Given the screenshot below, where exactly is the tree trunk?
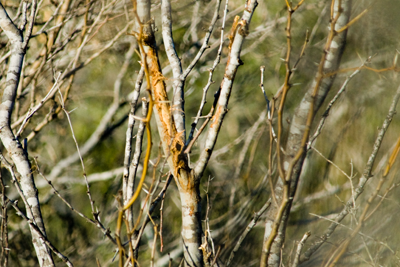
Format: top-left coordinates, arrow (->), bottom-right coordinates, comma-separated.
178,171 -> 203,267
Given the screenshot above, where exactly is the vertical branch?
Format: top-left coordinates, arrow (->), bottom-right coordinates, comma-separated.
182,2 -> 258,263
261,2 -> 305,265
125,98 -> 149,226
136,0 -> 246,265
123,67 -> 145,200
0,2 -> 54,266
116,1 -> 155,265
261,1 -> 353,266
135,0 -> 178,170
276,0 -> 296,183
161,0 -> 185,142
135,2 -> 201,265
0,166 -> 9,267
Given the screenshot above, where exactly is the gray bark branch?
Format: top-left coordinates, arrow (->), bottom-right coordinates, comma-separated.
262,1 -> 353,266
0,2 -> 54,266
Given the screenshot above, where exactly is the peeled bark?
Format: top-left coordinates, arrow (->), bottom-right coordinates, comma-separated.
136,1 -> 202,265
135,0 -> 258,265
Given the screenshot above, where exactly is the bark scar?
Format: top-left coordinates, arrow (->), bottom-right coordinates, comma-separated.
210,106 -> 223,128
228,16 -> 240,51
228,16 -> 249,51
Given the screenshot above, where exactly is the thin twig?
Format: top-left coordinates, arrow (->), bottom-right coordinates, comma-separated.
292,232 -> 311,267
226,199 -> 271,266
308,60 -> 367,149
57,89 -> 97,217
185,0 -> 229,148
300,84 -> 400,264
15,72 -> 62,138
33,157 -> 116,245
8,199 -> 74,267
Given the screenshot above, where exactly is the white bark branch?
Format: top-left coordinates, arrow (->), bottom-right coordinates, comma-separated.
0,2 -> 54,266
125,99 -> 148,225
194,0 -> 258,179
122,67 -> 144,199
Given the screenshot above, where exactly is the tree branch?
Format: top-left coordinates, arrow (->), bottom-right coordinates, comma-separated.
0,2 -> 54,266
194,0 -> 258,180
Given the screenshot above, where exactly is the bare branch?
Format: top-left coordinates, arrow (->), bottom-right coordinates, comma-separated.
194,0 -> 258,179
262,1 -> 353,265
8,198 -> 73,266
308,60 -> 367,149
0,2 -> 54,265
292,232 -> 311,267
186,0 -> 229,149
123,67 -> 145,199
161,0 -> 185,141
226,199 -> 271,266
125,98 -> 149,225
58,89 -> 97,219
300,84 -> 400,264
33,158 -> 117,246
